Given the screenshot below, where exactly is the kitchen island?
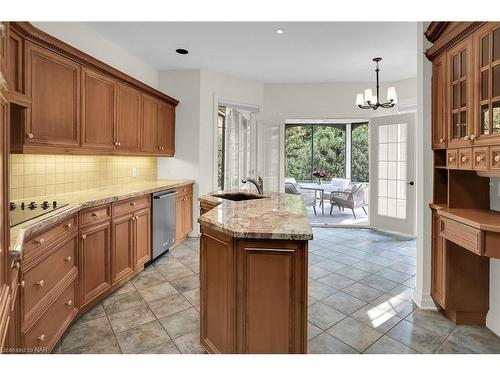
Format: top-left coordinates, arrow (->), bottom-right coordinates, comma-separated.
198,191 -> 313,354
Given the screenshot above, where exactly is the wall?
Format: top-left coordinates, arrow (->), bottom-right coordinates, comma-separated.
413,22 -> 435,310
261,78 -> 417,122
488,178 -> 500,335
9,155 -> 157,200
32,22 -> 159,89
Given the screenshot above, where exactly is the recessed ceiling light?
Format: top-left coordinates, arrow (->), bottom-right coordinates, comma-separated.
275,28 -> 284,35
176,48 -> 189,55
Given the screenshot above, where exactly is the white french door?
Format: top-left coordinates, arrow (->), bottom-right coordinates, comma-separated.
369,113 -> 416,236
255,121 -> 284,192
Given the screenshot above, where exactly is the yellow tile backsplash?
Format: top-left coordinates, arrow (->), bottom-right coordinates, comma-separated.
9,154 -> 157,200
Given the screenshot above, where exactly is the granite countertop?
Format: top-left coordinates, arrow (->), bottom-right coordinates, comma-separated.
10,179 -> 194,256
198,190 -> 313,241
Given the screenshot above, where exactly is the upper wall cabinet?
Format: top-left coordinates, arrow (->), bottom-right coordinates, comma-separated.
475,23 -> 500,143
7,22 -> 178,157
81,68 -> 117,150
26,42 -> 81,148
432,54 -> 448,149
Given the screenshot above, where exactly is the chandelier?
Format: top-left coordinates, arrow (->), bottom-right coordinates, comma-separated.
356,57 -> 397,110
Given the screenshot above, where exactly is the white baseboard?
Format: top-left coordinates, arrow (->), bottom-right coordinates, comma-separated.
412,289 -> 438,310
487,308 -> 500,337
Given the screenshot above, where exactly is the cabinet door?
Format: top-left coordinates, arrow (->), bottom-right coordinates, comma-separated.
81,68 -> 116,150
432,54 -> 448,149
79,221 -> 112,308
182,194 -> 193,235
176,196 -> 184,242
27,42 -> 80,147
431,211 -> 446,308
116,83 -> 141,152
8,28 -> 24,94
133,208 -> 151,268
111,213 -> 134,284
447,38 -> 474,148
476,23 -> 500,142
158,102 -> 175,155
141,95 -> 159,153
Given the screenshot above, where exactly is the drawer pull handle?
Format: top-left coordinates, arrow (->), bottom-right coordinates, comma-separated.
91,212 -> 99,217
82,234 -> 87,240
65,223 -> 72,229
37,334 -> 46,342
461,156 -> 468,163
66,300 -> 73,307
130,202 -> 136,206
495,155 -> 500,163
19,281 -> 25,288
64,256 -> 72,262
439,138 -> 444,143
27,133 -> 34,139
476,156 -> 484,163
35,238 -> 45,245
35,280 -> 45,287
448,156 -> 455,162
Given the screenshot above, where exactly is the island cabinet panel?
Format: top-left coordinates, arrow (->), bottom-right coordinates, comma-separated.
236,240 -> 307,354
199,224 -> 308,354
78,221 -> 111,309
111,212 -> 134,284
200,228 -> 235,354
81,68 -> 116,150
26,42 -> 80,147
116,83 -> 141,152
133,207 -> 151,269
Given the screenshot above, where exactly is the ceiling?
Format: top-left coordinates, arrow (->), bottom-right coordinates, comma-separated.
85,22 -> 417,84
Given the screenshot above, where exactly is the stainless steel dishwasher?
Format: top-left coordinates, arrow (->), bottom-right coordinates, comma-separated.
152,189 -> 176,260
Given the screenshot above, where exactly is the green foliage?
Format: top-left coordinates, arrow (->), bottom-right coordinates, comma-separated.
351,124 -> 369,182
285,123 -> 369,183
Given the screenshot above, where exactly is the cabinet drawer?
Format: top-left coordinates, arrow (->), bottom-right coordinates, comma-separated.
23,215 -> 77,256
176,184 -> 193,198
458,148 -> 472,170
490,147 -> 500,170
112,195 -> 150,216
440,216 -> 484,255
22,234 -> 77,320
472,147 -> 489,171
23,280 -> 77,352
79,204 -> 111,228
447,149 -> 458,169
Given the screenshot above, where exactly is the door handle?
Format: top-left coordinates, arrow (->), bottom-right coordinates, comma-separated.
407,181 -> 414,186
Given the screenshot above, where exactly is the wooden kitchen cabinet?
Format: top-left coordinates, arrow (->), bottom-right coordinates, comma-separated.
26,42 -> 80,148
116,83 -> 141,152
200,226 -> 308,354
432,53 -> 448,149
141,95 -> 175,155
79,221 -> 111,309
81,68 -> 116,150
431,210 -> 446,307
133,207 -> 151,269
176,185 -> 193,243
111,212 -> 134,284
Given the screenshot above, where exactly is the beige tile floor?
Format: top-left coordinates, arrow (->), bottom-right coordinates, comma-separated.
53,228 -> 500,354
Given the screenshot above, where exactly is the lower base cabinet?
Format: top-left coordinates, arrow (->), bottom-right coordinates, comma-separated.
111,213 -> 135,284
133,208 -> 151,269
79,221 -> 112,309
200,226 -> 308,354
176,185 -> 193,244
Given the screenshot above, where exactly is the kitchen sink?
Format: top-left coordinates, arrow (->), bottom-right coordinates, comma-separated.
212,192 -> 266,201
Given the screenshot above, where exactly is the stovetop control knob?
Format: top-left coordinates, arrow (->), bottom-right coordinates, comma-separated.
28,202 -> 37,210
41,201 -> 50,209
9,202 -> 17,211
52,201 -> 58,207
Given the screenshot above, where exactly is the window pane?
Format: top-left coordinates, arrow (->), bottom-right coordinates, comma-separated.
460,111 -> 467,138
452,54 -> 459,81
452,84 -> 460,110
481,70 -> 489,101
312,125 -> 345,181
481,104 -> 490,135
461,50 -> 467,77
493,64 -> 500,98
493,101 -> 500,134
460,80 -> 467,107
452,113 -> 460,138
285,125 -> 312,182
494,27 -> 500,61
482,35 -> 490,67
351,123 -> 369,183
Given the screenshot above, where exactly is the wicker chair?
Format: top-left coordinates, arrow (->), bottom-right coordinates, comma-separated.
330,183 -> 368,218
285,180 -> 317,216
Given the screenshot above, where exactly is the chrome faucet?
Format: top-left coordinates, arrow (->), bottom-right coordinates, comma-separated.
242,176 -> 264,195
